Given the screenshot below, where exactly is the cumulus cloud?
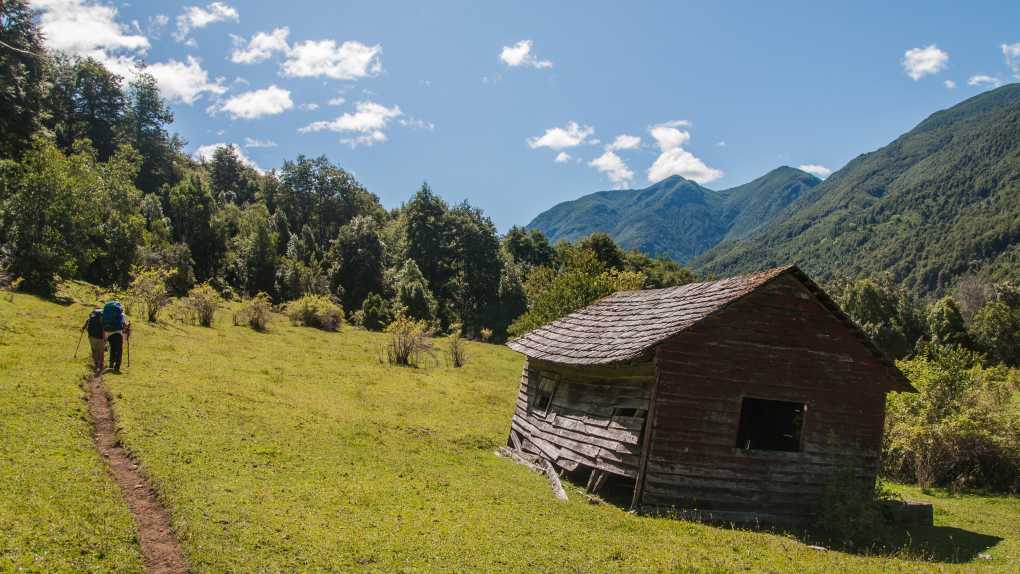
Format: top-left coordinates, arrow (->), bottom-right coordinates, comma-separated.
798,164 -> 832,178
193,143 -> 260,171
607,134 -> 641,151
298,101 -> 402,147
646,121 -> 722,184
527,121 -> 595,150
944,79 -> 956,89
554,152 -> 573,163
147,56 -> 226,104
282,40 -> 382,80
211,85 -> 293,119
231,27 -> 289,64
244,137 -> 277,148
902,44 -> 949,80
500,40 -> 553,69
174,2 -> 239,44
1002,42 -> 1020,78
31,0 -> 149,77
589,151 -> 634,187
968,74 -> 1004,88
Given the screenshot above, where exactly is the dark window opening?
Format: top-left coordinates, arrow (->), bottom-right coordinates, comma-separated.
735,398 -> 805,452
612,407 -> 645,418
530,375 -> 557,415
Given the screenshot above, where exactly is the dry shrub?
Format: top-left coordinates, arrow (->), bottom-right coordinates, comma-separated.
384,315 -> 433,367
185,283 -> 221,327
234,292 -> 273,331
447,325 -> 467,368
286,294 -> 343,331
479,327 -> 493,343
130,267 -> 172,322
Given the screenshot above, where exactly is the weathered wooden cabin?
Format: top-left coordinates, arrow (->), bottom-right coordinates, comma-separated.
506,265 -> 913,523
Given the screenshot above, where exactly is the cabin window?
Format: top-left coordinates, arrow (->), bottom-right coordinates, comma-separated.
530,374 -> 557,415
735,398 -> 805,452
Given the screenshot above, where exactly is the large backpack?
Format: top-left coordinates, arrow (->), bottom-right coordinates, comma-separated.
102,301 -> 124,331
86,309 -> 105,338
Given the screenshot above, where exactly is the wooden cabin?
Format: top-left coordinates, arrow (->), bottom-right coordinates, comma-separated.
506,265 -> 913,524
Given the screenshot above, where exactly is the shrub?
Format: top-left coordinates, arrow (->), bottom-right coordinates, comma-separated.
885,345 -> 1020,492
129,267 -> 172,322
479,327 -> 493,343
447,325 -> 467,368
185,283 -> 221,327
361,292 -> 392,331
384,315 -> 433,367
814,469 -> 898,551
286,294 -> 343,331
234,292 -> 272,331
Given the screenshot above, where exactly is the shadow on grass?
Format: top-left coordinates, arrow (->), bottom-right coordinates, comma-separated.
569,472 -> 1003,564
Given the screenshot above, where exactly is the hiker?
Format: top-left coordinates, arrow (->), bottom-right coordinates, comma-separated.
102,300 -> 130,374
82,307 -> 106,373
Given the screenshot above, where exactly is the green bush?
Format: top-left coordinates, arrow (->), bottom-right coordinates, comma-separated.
185,283 -> 221,327
286,294 -> 343,331
129,267 -> 172,322
814,469 -> 898,551
234,292 -> 272,331
384,315 -> 432,367
360,292 -> 392,331
885,345 -> 1020,492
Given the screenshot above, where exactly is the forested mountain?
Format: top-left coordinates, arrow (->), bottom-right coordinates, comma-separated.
526,167 -> 819,262
694,84 -> 1020,296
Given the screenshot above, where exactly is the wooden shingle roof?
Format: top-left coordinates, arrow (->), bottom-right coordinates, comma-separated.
507,266 -> 793,365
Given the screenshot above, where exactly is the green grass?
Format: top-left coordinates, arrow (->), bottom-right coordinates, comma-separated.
0,290 -> 143,573
2,289 -> 1019,572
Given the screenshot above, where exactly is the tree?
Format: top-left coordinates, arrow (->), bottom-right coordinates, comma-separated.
503,226 -> 555,268
226,203 -> 279,296
124,72 -> 178,194
447,202 -> 502,334
928,296 -> 969,348
403,183 -> 455,301
832,276 -> 925,359
971,299 -> 1020,366
46,57 -> 126,161
394,259 -> 437,324
329,215 -> 385,312
0,0 -> 46,159
579,232 -> 625,270
166,172 -> 227,282
208,145 -> 258,204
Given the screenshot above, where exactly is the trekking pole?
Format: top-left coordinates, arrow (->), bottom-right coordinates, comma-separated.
74,329 -> 84,358
127,334 -> 131,369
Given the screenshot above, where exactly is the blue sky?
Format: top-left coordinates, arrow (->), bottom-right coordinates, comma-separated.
31,0 -> 1020,230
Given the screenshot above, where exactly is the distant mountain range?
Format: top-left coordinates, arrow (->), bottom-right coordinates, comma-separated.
526,167 -> 821,262
526,84 -> 1020,295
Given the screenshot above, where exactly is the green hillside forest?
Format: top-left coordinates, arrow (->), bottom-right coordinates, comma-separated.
526,167 -> 821,262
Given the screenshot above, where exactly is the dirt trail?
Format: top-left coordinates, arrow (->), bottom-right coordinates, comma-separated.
84,375 -> 188,574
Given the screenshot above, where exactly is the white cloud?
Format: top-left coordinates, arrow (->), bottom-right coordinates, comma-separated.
31,0 -> 149,76
589,150 -> 634,187
298,101 -> 402,147
399,117 -> 435,130
231,27 -> 289,64
282,40 -> 382,80
1002,42 -> 1020,78
174,2 -> 239,44
328,96 -> 347,106
527,121 -> 595,150
646,121 -> 722,184
716,140 -> 727,147
798,164 -> 832,178
147,56 -> 226,104
500,40 -> 553,69
902,44 -> 949,80
554,152 -> 572,163
244,137 -> 277,148
193,143 -> 260,171
944,79 -> 957,89
968,74 -> 1004,88
299,102 -> 320,111
607,134 -> 641,151
211,85 -> 293,119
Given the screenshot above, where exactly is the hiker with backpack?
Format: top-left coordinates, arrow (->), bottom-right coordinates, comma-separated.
81,307 -> 106,374
102,301 -> 130,374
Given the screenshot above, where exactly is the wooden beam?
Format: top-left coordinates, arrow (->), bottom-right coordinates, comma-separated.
630,351 -> 661,510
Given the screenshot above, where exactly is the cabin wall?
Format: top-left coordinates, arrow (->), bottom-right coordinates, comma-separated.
637,274 -> 894,522
509,358 -> 654,478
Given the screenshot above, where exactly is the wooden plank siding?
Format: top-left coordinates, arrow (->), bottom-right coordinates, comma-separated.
635,274 -> 893,523
509,359 -> 654,479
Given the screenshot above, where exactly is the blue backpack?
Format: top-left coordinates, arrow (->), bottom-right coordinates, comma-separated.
102,301 -> 124,331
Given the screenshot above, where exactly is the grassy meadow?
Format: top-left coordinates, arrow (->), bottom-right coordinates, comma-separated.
1,288 -> 1019,573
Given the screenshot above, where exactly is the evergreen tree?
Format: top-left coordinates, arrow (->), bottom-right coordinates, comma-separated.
394,259 -> 437,324
329,215 -> 385,312
166,172 -> 227,282
124,72 -> 177,194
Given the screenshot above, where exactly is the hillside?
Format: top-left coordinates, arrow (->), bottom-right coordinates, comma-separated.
695,84 -> 1020,294
2,289 -> 1018,572
526,168 -> 820,262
